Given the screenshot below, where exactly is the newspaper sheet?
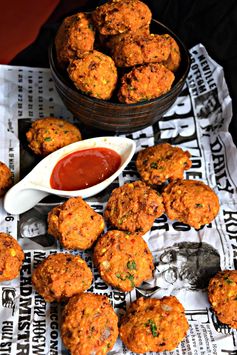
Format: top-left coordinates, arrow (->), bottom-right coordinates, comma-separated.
0,43 -> 237,355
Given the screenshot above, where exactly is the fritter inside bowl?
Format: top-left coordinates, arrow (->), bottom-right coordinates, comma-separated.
55,12 -> 95,69
92,0 -> 152,35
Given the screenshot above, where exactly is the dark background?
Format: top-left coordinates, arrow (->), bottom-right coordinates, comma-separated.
9,0 -> 237,145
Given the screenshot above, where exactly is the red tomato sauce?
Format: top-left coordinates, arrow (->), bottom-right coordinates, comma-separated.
50,147 -> 121,191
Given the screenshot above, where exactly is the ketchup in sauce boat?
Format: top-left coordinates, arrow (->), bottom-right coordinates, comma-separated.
50,147 -> 121,191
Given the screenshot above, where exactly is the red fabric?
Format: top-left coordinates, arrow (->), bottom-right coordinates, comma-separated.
0,0 -> 59,64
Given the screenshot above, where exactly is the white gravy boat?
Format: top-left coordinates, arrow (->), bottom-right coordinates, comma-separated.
4,136 -> 136,215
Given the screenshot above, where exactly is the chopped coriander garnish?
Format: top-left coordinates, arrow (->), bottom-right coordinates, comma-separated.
44,137 -> 52,142
145,319 -> 158,337
127,260 -> 136,270
150,162 -> 157,169
224,276 -> 234,284
195,203 -> 203,208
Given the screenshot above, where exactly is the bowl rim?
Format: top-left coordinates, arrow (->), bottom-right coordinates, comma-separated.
49,18 -> 191,107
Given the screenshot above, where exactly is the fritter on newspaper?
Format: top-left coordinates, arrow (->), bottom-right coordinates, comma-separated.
0,232 -> 24,282
26,117 -> 81,156
136,143 -> 192,185
104,180 -> 164,233
119,296 -> 189,353
208,270 -> 237,329
0,161 -> 13,196
61,293 -> 118,354
162,179 -> 220,229
32,253 -> 93,302
93,230 -> 154,291
48,196 -> 105,250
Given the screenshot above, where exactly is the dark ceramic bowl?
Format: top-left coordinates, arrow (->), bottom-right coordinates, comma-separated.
49,19 -> 190,133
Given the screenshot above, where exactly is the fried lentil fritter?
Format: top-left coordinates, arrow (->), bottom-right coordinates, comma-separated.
55,12 -> 95,68
61,293 -> 118,355
32,253 -> 92,302
208,270 -> 237,329
100,25 -> 150,52
161,34 -> 181,72
0,233 -> 24,282
118,63 -> 175,104
104,180 -> 164,233
119,296 -> 189,353
67,50 -> 117,100
93,230 -> 154,292
92,0 -> 152,35
48,196 -> 105,250
26,117 -> 82,156
162,179 -> 220,229
0,161 -> 13,197
136,143 -> 192,185
112,34 -> 171,67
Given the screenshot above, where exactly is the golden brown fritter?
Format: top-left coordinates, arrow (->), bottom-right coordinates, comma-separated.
0,233 -> 24,282
162,179 -> 220,229
118,63 -> 175,104
61,293 -> 118,355
0,161 -> 13,197
112,34 -> 171,67
32,253 -> 92,302
48,196 -> 105,250
119,296 -> 189,353
136,143 -> 192,185
92,0 -> 152,35
104,180 -> 164,233
208,270 -> 237,329
93,230 -> 154,292
67,50 -> 117,100
26,117 -> 82,156
161,34 -> 181,72
100,25 -> 150,52
55,12 -> 95,68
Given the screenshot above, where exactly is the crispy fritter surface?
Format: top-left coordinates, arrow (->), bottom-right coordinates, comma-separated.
26,117 -> 81,156
162,179 -> 220,229
104,180 -> 164,233
161,34 -> 181,72
48,196 -> 105,250
119,296 -> 189,353
67,50 -> 117,100
92,0 -> 152,35
55,12 -> 95,68
61,293 -> 118,355
32,253 -> 92,302
118,63 -> 175,104
0,233 -> 24,282
136,143 -> 192,185
0,161 -> 13,197
93,230 -> 154,291
112,34 -> 171,67
208,270 -> 237,329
